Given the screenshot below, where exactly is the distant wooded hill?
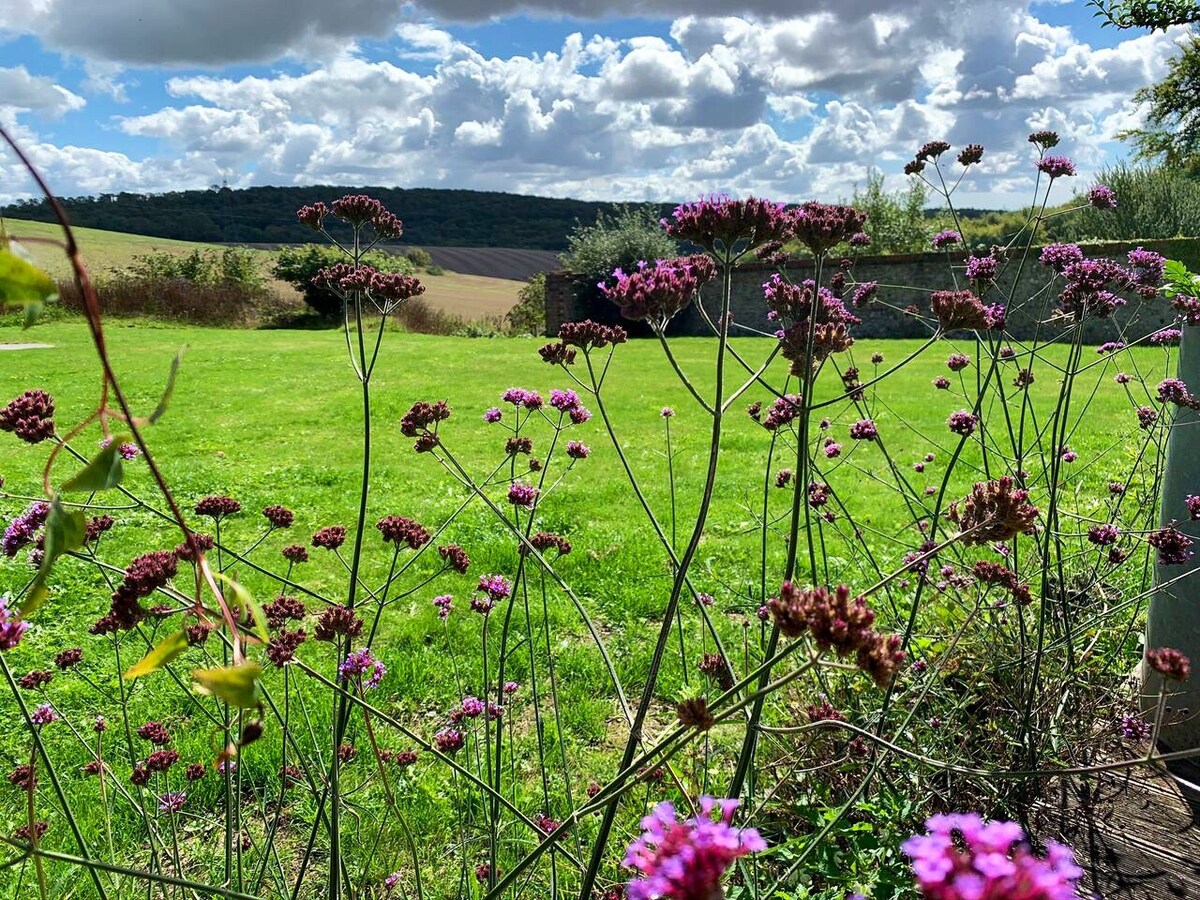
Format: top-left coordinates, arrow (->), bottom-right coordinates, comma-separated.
3,186 -> 675,251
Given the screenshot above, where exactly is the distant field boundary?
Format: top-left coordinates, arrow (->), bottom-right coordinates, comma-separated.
236,243 -> 558,282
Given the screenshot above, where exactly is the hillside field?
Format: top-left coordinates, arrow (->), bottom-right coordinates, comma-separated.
3,218 -> 525,321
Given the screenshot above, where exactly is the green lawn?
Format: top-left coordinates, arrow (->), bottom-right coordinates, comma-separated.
0,321 -> 1175,898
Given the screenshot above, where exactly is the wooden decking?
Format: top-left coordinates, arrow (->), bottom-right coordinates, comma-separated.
1036,759 -> 1200,899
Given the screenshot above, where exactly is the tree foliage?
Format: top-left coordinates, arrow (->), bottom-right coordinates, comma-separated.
560,205 -> 678,281
846,170 -> 935,255
4,186 -> 673,251
1119,33 -> 1200,173
505,272 -> 546,335
1047,163 -> 1200,241
1090,0 -> 1200,30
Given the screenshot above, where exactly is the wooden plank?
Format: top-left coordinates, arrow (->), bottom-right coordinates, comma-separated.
1034,762 -> 1200,899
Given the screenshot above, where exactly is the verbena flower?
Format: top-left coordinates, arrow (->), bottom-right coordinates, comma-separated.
948,477 -> 1038,545
158,791 -> 186,814
662,195 -> 792,251
434,728 -> 464,754
946,353 -> 970,372
312,525 -> 347,551
903,812 -> 1082,900
376,515 -> 429,549
849,419 -> 878,441
965,255 -> 998,282
1146,647 -> 1191,682
1029,130 -> 1060,149
0,389 -> 55,444
1036,155 -> 1076,179
623,797 -> 766,900
339,648 -> 386,689
262,505 -> 294,528
768,583 -> 905,687
54,647 -> 82,669
600,256 -> 716,325
507,482 -> 539,508
1148,525 -> 1193,565
137,722 -> 171,745
438,544 -> 471,573
30,703 -> 57,726
314,606 -> 363,641
433,595 -> 453,620
4,502 -> 49,558
1088,184 -> 1117,209
956,143 -> 984,165
932,230 -> 962,250
195,496 -> 241,519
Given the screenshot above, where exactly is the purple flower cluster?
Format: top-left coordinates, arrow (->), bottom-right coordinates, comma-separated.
849,419 -> 878,441
965,255 -> 999,282
932,229 -> 962,250
662,195 -> 793,251
1148,526 -> 1193,565
1036,155 -> 1076,179
903,813 -> 1083,900
624,797 -> 766,900
947,411 -> 978,436
376,515 -> 429,549
549,388 -> 592,423
338,648 -> 386,689
600,256 -> 716,324
433,595 -> 453,620
0,390 -> 55,444
507,482 -> 539,508
929,290 -> 1005,332
3,501 -> 49,558
1088,184 -> 1117,209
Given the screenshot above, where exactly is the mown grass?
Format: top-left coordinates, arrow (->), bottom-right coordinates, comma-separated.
0,321 -> 1174,897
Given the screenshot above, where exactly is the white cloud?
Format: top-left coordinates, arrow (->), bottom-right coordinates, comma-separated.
0,66 -> 85,118
0,2 -> 1190,207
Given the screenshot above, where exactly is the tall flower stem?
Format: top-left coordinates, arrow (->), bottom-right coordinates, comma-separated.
578,250 -> 735,900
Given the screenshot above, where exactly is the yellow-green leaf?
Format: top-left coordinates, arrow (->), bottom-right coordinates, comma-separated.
60,435 -> 130,493
22,495 -> 86,616
124,630 -> 190,680
192,662 -> 263,708
213,572 -> 269,644
0,247 -> 57,307
150,347 -> 186,424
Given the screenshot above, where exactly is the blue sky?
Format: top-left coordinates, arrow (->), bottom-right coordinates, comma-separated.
0,1 -> 1191,207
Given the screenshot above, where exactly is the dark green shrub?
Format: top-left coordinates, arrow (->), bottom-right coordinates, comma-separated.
505,272 -> 545,335
272,244 -> 414,318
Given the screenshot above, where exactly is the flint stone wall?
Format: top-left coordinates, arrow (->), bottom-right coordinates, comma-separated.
544,238 -> 1200,344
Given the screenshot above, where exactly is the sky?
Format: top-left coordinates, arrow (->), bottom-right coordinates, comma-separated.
0,0 -> 1192,209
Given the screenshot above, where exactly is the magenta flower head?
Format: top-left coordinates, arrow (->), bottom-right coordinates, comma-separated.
849,419 -> 878,441
624,797 -> 766,900
4,501 -> 50,558
1146,647 -> 1191,682
566,440 -> 590,459
507,482 -> 539,508
483,407 -> 502,423
158,791 -> 186,814
965,255 -> 998,282
661,407 -> 675,418
1088,184 -> 1117,209
1036,155 -> 1076,179
339,648 -> 386,689
1,389 -> 55,444
600,256 -> 716,325
31,703 -> 57,726
433,594 -> 453,620
434,728 -> 464,754
903,813 -> 1082,900
790,201 -> 869,257
932,229 -> 962,250
663,195 -> 792,251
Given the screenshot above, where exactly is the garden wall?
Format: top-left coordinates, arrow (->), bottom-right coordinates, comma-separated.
544,237 -> 1200,343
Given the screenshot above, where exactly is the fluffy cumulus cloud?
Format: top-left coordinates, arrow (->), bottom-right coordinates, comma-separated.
0,0 -> 1191,205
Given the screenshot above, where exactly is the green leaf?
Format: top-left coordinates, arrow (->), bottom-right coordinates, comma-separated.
192,662 -> 263,708
0,247 -> 57,307
22,496 -> 86,615
213,572 -> 269,643
124,630 -> 190,680
60,435 -> 130,493
150,347 -> 186,424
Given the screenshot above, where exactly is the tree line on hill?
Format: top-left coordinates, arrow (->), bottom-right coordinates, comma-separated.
2,186 -> 675,251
